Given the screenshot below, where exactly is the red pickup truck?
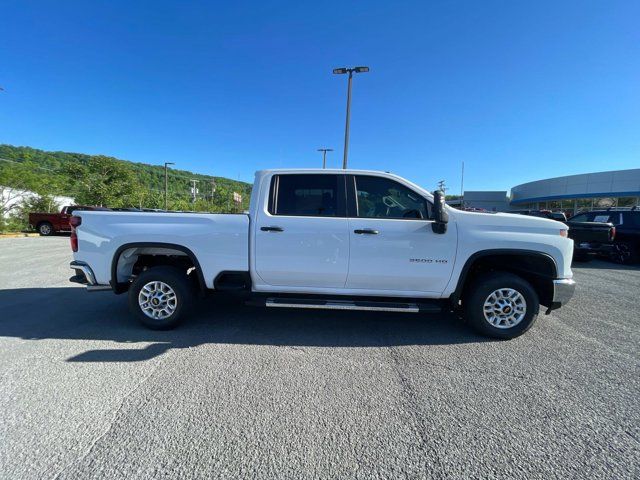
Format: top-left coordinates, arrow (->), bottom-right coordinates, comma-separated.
29,206 -> 108,236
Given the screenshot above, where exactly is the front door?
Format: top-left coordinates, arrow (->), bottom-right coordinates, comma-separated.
254,173 -> 350,288
346,175 -> 457,294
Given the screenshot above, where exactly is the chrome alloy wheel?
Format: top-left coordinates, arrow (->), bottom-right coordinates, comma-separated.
483,288 -> 527,329
138,281 -> 178,320
39,224 -> 52,235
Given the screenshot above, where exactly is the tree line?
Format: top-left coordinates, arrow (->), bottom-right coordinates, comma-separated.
0,144 -> 252,232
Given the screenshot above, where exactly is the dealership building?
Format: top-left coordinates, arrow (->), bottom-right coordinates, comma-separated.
451,168 -> 640,216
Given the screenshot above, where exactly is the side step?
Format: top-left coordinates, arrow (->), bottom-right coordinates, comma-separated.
264,297 -> 441,313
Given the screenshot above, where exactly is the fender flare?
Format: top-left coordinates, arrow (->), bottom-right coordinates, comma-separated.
110,242 -> 207,294
450,249 -> 558,304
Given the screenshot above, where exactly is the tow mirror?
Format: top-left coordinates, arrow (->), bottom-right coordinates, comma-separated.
432,190 -> 448,234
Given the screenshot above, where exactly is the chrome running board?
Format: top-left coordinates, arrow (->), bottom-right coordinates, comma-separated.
265,297 -> 423,313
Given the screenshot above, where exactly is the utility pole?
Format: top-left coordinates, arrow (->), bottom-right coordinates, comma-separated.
164,162 -> 175,211
210,178 -> 217,199
333,66 -> 370,169
317,148 -> 333,168
460,161 -> 465,208
190,179 -> 199,203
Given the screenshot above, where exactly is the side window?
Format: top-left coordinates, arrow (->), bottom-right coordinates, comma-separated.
623,212 -> 640,227
269,174 -> 340,217
569,213 -> 590,222
354,176 -> 432,220
592,213 -> 618,224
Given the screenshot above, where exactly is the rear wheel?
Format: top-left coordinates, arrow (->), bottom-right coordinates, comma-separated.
128,266 -> 194,329
37,222 -> 53,236
572,252 -> 591,263
464,272 -> 540,339
611,242 -> 638,265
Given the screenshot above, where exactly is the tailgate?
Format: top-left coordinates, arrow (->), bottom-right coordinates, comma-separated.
567,221 -> 614,244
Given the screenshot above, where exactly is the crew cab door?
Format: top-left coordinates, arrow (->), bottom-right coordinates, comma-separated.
254,174 -> 350,288
345,175 -> 457,294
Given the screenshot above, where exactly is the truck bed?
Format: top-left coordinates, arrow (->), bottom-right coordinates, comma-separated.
74,211 -> 250,288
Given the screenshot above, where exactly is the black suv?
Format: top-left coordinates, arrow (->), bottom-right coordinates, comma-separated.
568,208 -> 640,264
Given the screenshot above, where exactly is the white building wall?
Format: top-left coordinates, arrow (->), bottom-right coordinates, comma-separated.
0,185 -> 74,218
511,168 -> 640,204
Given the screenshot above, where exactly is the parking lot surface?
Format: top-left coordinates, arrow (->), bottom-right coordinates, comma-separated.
0,236 -> 638,479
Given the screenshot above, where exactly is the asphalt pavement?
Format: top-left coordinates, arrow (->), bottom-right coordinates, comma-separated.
0,236 -> 638,479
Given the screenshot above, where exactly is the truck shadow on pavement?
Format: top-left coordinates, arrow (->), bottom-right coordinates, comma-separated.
571,259 -> 640,270
0,287 -> 489,363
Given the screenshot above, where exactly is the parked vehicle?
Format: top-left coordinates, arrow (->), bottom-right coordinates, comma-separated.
69,169 -> 576,339
567,208 -> 640,264
566,220 -> 616,261
510,209 -> 567,222
29,205 -> 109,236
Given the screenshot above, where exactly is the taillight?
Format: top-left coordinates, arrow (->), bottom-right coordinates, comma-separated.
610,226 -> 616,241
70,216 -> 81,252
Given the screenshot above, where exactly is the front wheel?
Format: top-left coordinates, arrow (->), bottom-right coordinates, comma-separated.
464,272 -> 540,339
128,266 -> 194,329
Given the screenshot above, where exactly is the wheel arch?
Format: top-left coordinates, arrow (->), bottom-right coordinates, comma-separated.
451,249 -> 558,307
110,242 -> 207,294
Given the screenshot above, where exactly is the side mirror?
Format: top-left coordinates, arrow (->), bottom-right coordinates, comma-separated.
432,190 -> 449,234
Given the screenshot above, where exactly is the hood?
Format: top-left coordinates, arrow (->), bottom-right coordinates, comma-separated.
451,209 -> 567,232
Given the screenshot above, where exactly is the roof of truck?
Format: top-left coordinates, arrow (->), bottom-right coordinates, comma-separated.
256,168 -> 393,174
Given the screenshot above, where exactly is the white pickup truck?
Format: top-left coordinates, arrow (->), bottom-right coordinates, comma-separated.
69,169 -> 575,339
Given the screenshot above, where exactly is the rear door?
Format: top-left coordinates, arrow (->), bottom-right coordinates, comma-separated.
345,174 -> 457,294
57,207 -> 72,230
254,174 -> 350,288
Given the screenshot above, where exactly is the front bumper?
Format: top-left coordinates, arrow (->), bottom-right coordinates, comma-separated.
546,278 -> 576,313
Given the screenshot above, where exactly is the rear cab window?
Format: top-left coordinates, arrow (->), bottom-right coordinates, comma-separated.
268,174 -> 345,217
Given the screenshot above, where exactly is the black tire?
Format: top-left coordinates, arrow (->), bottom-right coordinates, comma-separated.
37,222 -> 54,236
464,272 -> 540,339
128,266 -> 194,329
572,252 -> 591,263
610,242 -> 638,265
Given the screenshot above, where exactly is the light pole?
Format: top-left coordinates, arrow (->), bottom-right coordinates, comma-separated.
333,66 -> 369,169
317,148 -> 333,168
190,179 -> 199,203
164,162 -> 175,211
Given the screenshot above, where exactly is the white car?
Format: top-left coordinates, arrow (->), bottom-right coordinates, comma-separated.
69,169 -> 575,339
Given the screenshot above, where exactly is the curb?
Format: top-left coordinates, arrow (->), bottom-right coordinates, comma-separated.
0,233 -> 40,239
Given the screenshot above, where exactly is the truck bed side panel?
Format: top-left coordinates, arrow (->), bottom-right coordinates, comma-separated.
74,212 -> 249,288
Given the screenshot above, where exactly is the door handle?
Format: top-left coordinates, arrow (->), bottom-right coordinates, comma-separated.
261,226 -> 284,232
354,229 -> 379,235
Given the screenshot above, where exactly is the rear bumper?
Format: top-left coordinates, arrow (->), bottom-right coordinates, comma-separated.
70,261 -> 97,285
575,242 -> 615,254
546,278 -> 576,313
70,261 -> 111,291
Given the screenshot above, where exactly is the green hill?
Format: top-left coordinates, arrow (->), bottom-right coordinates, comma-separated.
0,144 -> 253,231
0,144 -> 251,208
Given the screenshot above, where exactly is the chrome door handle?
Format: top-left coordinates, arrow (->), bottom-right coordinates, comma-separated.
354,229 -> 379,235
261,226 -> 284,232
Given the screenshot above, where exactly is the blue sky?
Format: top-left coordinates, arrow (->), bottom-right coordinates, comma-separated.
1,0 -> 638,193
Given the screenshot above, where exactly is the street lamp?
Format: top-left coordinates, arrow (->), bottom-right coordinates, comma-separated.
164,162 -> 175,211
317,148 -> 333,169
333,66 -> 369,169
